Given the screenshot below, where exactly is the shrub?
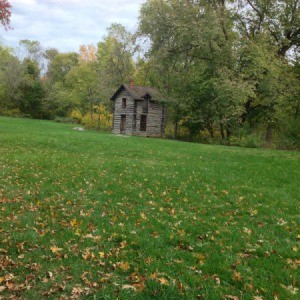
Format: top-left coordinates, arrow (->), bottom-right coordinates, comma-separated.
69,109 -> 83,124
81,105 -> 111,131
1,108 -> 24,118
53,116 -> 75,124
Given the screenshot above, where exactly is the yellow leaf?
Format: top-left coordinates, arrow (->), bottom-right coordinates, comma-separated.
119,261 -> 130,271
70,218 -> 81,227
50,245 -> 62,254
233,271 -> 242,281
158,277 -> 169,285
149,273 -> 158,280
140,212 -> 147,220
98,251 -> 105,258
177,229 -> 185,236
120,241 -> 127,248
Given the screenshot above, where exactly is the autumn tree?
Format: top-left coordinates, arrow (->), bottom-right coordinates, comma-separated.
79,44 -> 97,63
0,0 -> 11,29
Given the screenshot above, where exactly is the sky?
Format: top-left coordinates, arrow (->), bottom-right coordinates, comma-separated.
0,0 -> 145,53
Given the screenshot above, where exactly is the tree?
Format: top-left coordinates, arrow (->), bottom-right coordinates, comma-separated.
79,44 -> 97,63
97,23 -> 135,100
0,0 -> 11,29
65,62 -> 101,118
19,58 -> 44,118
138,0 -> 299,145
0,45 -> 23,111
46,52 -> 79,83
138,0 -> 248,139
234,0 -> 300,58
233,0 -> 300,142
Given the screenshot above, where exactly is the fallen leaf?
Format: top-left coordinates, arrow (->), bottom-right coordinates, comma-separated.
140,212 -> 147,220
0,286 -> 6,292
233,271 -> 242,281
158,277 -> 169,285
119,262 -> 130,271
122,284 -> 136,290
50,245 -> 62,254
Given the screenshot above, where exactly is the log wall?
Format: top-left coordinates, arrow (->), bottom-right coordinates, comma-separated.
112,89 -> 165,137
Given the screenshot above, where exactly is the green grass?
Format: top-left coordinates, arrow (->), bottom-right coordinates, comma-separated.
0,117 -> 299,299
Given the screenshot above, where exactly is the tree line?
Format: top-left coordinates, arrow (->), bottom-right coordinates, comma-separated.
0,0 -> 299,148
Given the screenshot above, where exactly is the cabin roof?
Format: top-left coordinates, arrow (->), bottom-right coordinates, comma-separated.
110,84 -> 163,101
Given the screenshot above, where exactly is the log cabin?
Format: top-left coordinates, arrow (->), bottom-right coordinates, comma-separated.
110,81 -> 165,137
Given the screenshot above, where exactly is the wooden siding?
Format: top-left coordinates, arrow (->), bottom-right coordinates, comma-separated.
112,90 -> 135,135
133,100 -> 164,137
112,88 -> 165,137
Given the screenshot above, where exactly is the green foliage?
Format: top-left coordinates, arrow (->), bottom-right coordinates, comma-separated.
19,59 -> 45,118
46,52 -> 79,83
0,117 -> 299,299
137,0 -> 300,147
1,1 -> 299,148
96,23 -> 136,101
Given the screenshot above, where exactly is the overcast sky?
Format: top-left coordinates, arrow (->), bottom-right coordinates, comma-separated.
0,0 -> 145,53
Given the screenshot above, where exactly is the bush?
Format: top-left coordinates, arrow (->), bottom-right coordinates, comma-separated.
80,105 -> 111,131
53,116 -> 75,124
229,129 -> 264,148
69,109 -> 83,124
276,118 -> 300,150
0,108 -> 25,118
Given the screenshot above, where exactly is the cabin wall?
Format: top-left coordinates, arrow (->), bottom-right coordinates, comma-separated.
134,100 -> 164,137
112,90 -> 134,135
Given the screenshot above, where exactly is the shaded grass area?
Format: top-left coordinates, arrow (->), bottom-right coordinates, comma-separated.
0,117 -> 299,299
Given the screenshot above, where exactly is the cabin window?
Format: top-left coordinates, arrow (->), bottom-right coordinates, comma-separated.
140,115 -> 147,131
142,99 -> 148,113
122,98 -> 127,108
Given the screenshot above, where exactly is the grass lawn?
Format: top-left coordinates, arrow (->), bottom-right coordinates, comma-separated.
0,117 -> 299,299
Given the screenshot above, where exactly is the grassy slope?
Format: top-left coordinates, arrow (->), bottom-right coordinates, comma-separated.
0,117 -> 299,299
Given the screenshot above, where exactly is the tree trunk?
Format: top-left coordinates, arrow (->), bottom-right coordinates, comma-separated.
97,107 -> 101,130
208,124 -> 214,139
265,124 -> 272,143
226,127 -> 232,139
90,101 -> 93,120
241,98 -> 254,124
220,123 -> 225,139
174,121 -> 178,140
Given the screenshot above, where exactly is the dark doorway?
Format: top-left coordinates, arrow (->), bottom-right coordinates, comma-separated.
120,115 -> 126,133
140,115 -> 147,131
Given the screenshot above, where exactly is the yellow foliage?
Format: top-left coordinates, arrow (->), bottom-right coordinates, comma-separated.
69,109 -> 82,123
81,104 -> 111,131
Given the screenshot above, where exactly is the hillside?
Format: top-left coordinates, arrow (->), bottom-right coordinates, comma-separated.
0,117 -> 299,299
